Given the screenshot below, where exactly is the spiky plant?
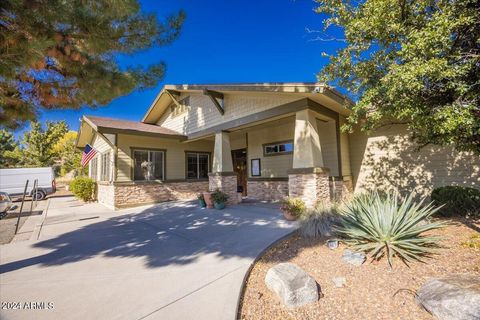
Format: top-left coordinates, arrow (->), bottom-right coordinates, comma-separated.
299,201 -> 341,238
336,192 -> 446,267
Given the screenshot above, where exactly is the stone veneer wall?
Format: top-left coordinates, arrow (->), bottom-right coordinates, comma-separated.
329,176 -> 354,201
96,181 -> 209,209
247,179 -> 288,201
96,183 -> 115,209
208,173 -> 239,205
288,168 -> 331,208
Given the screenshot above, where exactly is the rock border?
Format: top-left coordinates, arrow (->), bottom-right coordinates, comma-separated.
235,229 -> 298,319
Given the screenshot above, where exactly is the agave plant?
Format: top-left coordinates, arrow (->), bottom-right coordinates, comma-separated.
336,191 -> 446,266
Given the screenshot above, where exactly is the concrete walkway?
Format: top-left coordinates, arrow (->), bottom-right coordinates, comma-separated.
0,197 -> 296,320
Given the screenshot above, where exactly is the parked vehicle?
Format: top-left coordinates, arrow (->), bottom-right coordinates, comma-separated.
0,192 -> 13,214
0,167 -> 56,200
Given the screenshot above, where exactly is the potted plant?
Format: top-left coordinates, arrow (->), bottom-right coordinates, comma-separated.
197,193 -> 206,208
211,189 -> 228,210
203,191 -> 214,209
280,197 -> 306,221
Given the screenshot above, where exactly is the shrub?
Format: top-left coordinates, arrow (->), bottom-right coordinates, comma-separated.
431,186 -> 480,217
336,191 -> 446,267
280,197 -> 307,218
299,201 -> 341,238
461,233 -> 480,249
70,176 -> 95,202
211,189 -> 228,204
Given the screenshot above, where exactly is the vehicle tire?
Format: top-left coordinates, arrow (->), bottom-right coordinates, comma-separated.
33,190 -> 46,201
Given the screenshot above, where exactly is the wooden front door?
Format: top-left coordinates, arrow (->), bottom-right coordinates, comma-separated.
232,149 -> 247,196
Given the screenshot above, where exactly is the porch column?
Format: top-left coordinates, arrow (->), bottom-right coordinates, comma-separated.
288,110 -> 331,207
209,131 -> 239,204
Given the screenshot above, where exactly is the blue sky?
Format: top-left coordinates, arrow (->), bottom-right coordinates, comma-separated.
15,0 -> 344,137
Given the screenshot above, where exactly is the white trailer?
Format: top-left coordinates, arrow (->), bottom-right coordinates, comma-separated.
0,167 -> 56,200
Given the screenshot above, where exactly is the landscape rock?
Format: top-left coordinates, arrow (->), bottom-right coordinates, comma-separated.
342,249 -> 366,266
416,274 -> 480,320
265,263 -> 319,308
332,277 -> 346,288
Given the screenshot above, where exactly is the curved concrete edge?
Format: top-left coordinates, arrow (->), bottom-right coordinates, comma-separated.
234,228 -> 298,319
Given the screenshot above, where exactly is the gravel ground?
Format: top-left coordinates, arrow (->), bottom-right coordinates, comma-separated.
0,199 -> 44,244
239,218 -> 480,320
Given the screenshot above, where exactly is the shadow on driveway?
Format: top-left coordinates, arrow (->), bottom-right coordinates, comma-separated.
0,201 -> 293,274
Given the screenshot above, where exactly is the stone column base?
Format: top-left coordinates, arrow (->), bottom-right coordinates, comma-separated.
288,167 -> 331,208
329,176 -> 354,201
208,172 -> 239,205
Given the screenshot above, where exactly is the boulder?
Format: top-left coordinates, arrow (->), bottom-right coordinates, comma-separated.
342,249 -> 366,266
416,274 -> 480,320
265,263 -> 319,308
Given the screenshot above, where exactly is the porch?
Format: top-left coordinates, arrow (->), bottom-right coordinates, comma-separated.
81,100 -> 353,209
202,105 -> 353,207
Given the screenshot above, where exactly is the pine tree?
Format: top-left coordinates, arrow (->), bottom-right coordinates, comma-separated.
0,129 -> 18,167
0,0 -> 185,128
21,121 -> 68,166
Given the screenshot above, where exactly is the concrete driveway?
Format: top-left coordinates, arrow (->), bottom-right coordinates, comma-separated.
0,197 -> 296,320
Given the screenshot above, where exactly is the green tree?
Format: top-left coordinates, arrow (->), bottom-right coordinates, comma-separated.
0,1 -> 185,128
21,121 -> 68,166
54,131 -> 86,176
0,129 -> 18,167
315,0 -> 479,153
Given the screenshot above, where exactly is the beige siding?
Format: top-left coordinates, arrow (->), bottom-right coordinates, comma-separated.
89,134 -> 114,181
339,116 -> 352,176
317,119 -> 339,176
116,134 -> 214,181
349,125 -> 480,197
247,119 -> 295,178
157,92 -> 302,135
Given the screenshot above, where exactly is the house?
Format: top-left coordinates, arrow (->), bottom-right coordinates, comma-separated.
75,83 -> 479,209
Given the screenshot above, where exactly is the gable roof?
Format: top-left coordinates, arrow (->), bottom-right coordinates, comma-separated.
141,82 -> 353,124
84,115 -> 184,136
76,115 -> 186,148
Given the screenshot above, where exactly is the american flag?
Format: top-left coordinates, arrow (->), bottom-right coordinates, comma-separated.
81,144 -> 97,166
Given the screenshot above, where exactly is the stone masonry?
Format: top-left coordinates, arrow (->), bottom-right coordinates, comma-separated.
96,183 -> 115,209
247,180 -> 288,201
208,173 -> 239,205
329,176 -> 353,201
288,168 -> 331,208
96,181 -> 209,209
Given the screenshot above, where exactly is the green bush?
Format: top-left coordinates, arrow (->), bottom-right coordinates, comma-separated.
336,191 -> 445,267
299,201 -> 341,238
70,176 -> 95,202
211,189 -> 228,204
431,186 -> 480,217
280,197 -> 307,218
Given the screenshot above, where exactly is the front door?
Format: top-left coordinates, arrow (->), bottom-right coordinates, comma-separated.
232,149 -> 247,196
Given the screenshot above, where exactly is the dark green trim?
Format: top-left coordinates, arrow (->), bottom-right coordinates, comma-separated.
247,177 -> 288,182
113,179 -> 209,186
262,140 -> 294,157
203,89 -> 225,115
184,150 -> 212,180
187,98 -> 308,140
208,171 -> 237,177
287,167 -> 330,174
166,89 -> 181,96
250,158 -> 261,177
186,98 -> 339,141
130,147 -> 167,181
99,127 -> 186,141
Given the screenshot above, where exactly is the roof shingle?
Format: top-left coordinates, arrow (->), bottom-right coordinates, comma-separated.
84,115 -> 184,137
